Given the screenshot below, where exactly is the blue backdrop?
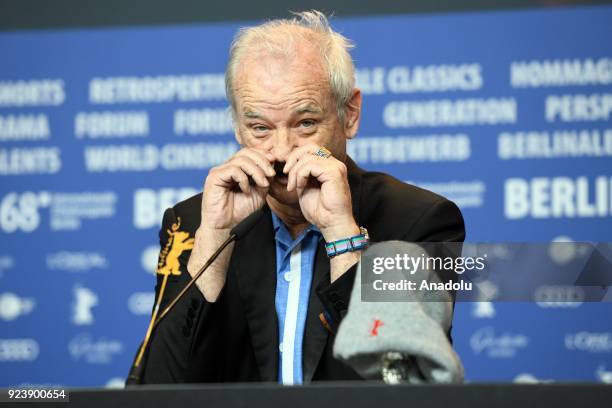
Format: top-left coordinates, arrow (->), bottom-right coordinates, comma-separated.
1,5 -> 611,387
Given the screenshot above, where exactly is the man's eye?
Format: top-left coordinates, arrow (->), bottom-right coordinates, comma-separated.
299,120 -> 316,128
252,124 -> 268,132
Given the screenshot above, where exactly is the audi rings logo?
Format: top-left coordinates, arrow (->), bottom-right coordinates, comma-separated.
535,285 -> 584,308
0,338 -> 40,362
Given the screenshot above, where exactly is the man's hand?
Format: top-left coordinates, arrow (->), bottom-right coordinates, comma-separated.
202,148 -> 275,230
188,148 -> 275,302
284,144 -> 361,282
284,144 -> 359,242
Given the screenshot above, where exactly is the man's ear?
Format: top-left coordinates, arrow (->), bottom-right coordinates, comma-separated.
234,127 -> 244,146
343,89 -> 362,139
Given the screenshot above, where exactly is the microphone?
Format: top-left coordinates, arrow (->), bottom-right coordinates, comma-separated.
332,241 -> 464,384
230,206 -> 270,240
126,206 -> 269,385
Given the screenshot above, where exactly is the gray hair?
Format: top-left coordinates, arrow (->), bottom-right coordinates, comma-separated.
225,10 -> 356,124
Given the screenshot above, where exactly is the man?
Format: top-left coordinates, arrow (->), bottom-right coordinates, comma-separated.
135,10 -> 464,384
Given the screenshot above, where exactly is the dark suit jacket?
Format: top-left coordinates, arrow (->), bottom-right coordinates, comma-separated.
136,158 -> 465,384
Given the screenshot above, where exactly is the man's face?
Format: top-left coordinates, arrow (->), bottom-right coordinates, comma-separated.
232,44 -> 358,205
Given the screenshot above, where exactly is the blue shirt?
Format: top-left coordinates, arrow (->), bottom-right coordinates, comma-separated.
271,212 -> 321,385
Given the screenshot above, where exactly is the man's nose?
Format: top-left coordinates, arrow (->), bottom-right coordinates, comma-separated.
269,129 -> 295,162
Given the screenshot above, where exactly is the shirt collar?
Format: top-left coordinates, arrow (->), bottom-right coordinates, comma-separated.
270,211 -> 320,250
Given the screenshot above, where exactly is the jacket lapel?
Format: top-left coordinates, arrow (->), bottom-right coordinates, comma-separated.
233,208 -> 279,382
301,239 -> 328,382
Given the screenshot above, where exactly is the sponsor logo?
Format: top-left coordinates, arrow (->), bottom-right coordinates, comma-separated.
105,377 -> 125,389
0,338 -> 39,362
46,251 -> 108,272
472,301 -> 495,318
535,285 -> 584,308
470,327 -> 528,358
514,373 -> 553,384
547,237 -> 590,266
565,332 -> 612,353
72,285 -> 98,325
157,217 -> 194,276
0,292 -> 35,321
68,333 -> 123,364
141,245 -> 159,274
128,292 -> 154,315
597,365 -> 612,384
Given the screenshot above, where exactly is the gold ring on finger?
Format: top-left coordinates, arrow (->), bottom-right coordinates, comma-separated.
313,146 -> 332,159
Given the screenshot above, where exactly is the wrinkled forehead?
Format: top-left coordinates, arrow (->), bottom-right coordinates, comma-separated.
233,41 -> 331,103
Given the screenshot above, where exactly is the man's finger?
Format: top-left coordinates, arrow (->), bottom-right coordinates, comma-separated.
287,153 -> 317,191
283,144 -> 321,174
230,156 -> 270,188
287,157 -> 328,192
215,165 -> 253,192
235,149 -> 276,178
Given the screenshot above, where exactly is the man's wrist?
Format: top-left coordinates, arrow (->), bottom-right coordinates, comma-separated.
320,221 -> 360,242
329,251 -> 361,283
196,225 -> 231,241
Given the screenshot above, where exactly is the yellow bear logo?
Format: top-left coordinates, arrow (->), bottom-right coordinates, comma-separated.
157,217 -> 194,276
